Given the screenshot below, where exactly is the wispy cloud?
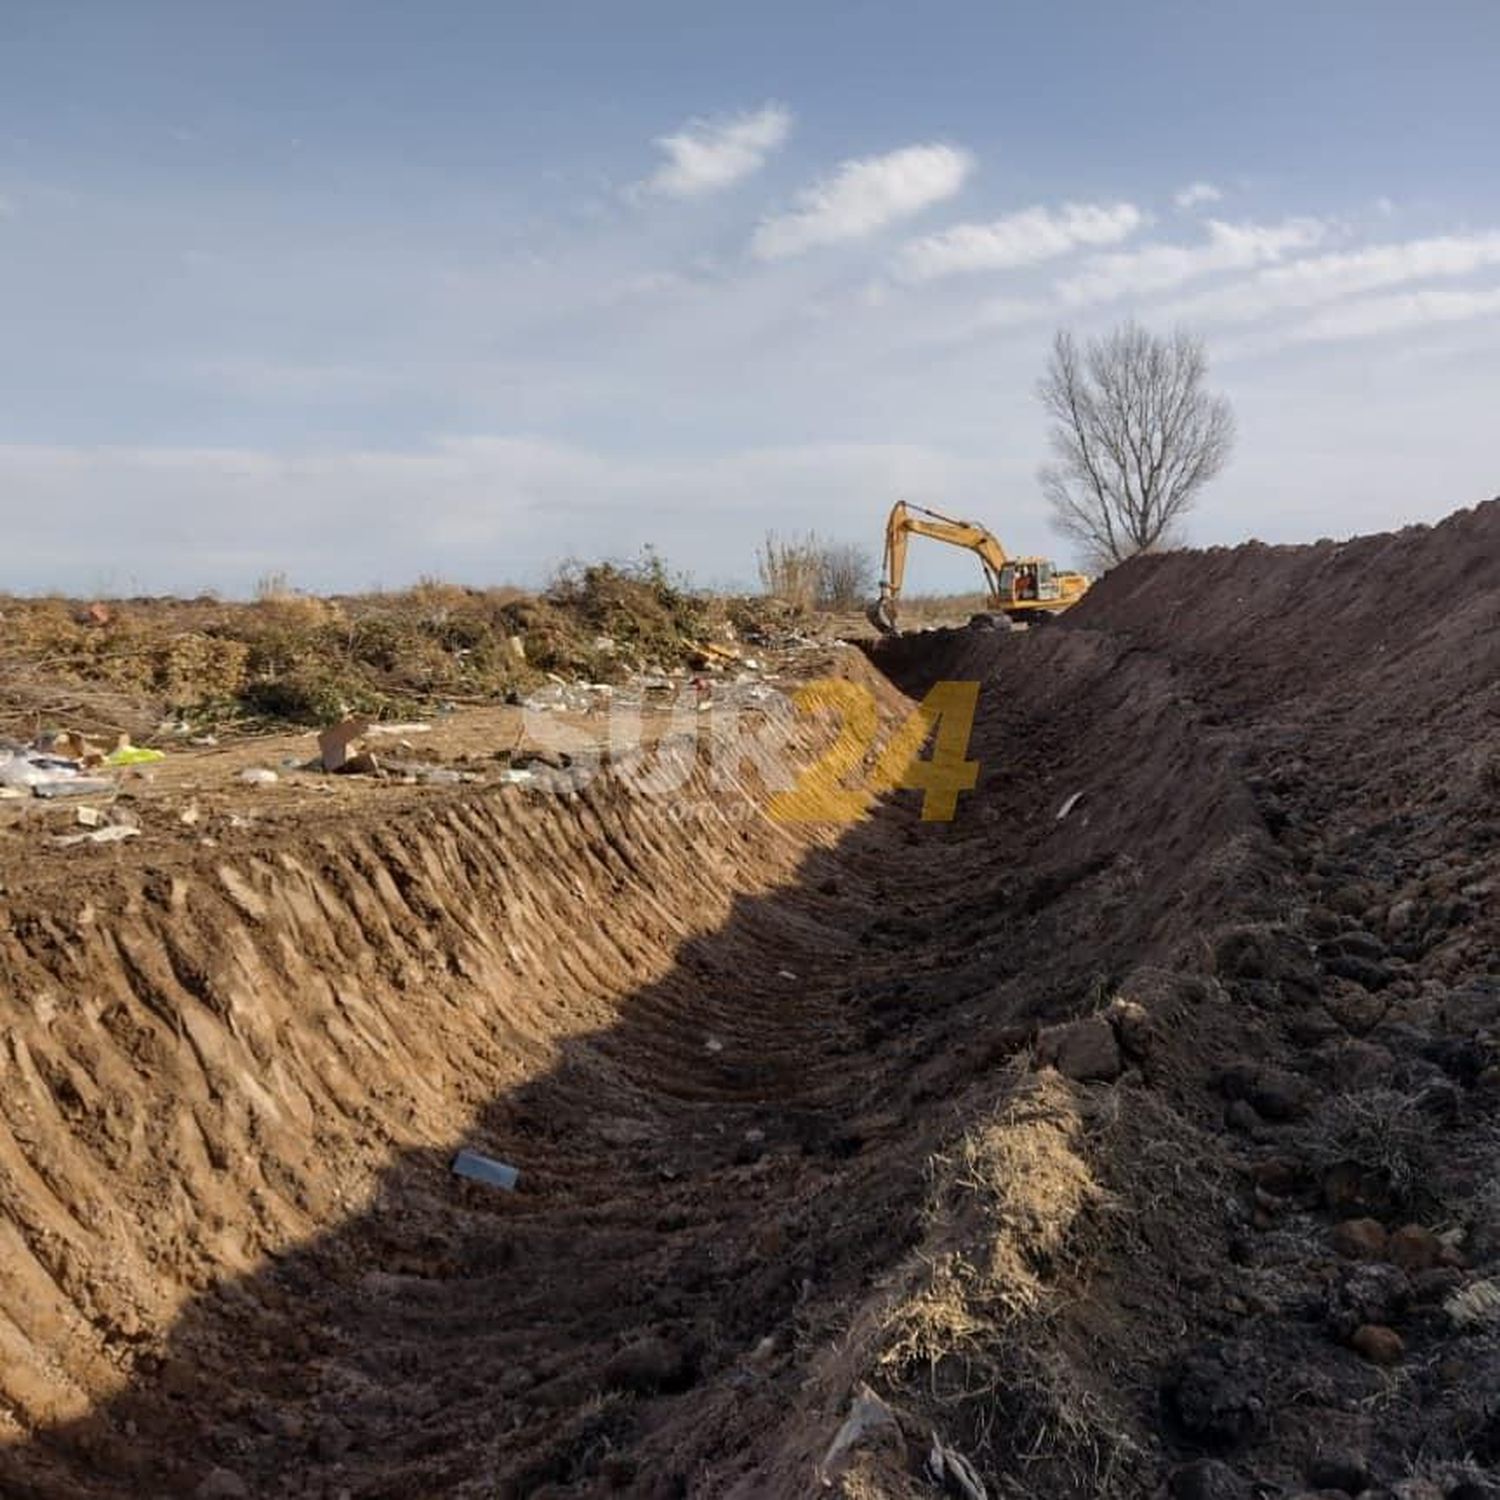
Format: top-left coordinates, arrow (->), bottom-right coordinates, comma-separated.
895,201 -> 1144,281
1288,284 -> 1500,343
751,143 -> 973,260
1057,217 -> 1327,306
1173,181 -> 1223,210
1161,231 -> 1500,326
639,103 -> 791,199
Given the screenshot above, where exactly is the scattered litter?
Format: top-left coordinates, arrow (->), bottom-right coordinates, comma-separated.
40,730 -> 103,762
704,1037 -> 724,1053
368,722 -> 432,735
318,716 -> 371,772
451,1148 -> 520,1192
105,745 -> 165,767
0,749 -> 101,793
497,768 -> 535,786
523,682 -> 613,714
778,969 -> 798,981
1055,791 -> 1085,821
190,734 -> 219,747
54,825 -> 140,847
75,805 -> 105,828
179,803 -> 201,826
239,768 -> 279,786
34,777 -> 117,799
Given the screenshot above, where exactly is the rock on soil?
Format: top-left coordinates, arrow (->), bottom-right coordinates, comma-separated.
1168,1341 -> 1267,1449
1037,1015 -> 1123,1081
1349,1323 -> 1405,1365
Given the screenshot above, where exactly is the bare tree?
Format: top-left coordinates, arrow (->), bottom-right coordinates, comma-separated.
757,532 -> 874,613
1037,322 -> 1234,570
817,542 -> 874,611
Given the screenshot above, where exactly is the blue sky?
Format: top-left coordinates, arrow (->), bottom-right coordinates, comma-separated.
3,0 -> 1498,594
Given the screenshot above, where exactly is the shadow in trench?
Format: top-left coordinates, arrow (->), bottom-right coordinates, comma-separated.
0,641 -> 1144,1500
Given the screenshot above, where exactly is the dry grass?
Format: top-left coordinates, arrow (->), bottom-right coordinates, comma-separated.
871,1072 -> 1141,1498
756,532 -> 876,613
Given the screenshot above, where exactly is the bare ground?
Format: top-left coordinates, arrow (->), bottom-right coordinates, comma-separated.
3,503 -> 1500,1498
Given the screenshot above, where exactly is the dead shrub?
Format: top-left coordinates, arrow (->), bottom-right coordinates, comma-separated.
818,543 -> 875,611
874,1073 -> 1140,1496
757,532 -> 823,613
1302,1087 -> 1435,1211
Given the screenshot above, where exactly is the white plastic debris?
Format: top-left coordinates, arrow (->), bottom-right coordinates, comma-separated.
54,825 -> 140,847
1055,791 -> 1084,821
451,1148 -> 520,1192
239,768 -> 279,785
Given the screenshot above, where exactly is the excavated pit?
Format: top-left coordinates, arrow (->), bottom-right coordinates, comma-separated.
4,501 -> 1500,1498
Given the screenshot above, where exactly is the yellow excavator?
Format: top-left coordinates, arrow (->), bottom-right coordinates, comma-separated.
867,500 -> 1091,634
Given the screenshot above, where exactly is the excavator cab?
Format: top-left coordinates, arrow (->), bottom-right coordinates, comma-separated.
999,561 -> 1059,604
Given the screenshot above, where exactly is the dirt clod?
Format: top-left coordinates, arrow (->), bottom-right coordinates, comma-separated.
1168,1341 -> 1266,1450
1305,1450 -> 1373,1493
1038,1015 -> 1123,1082
1385,1224 -> 1441,1272
1349,1323 -> 1405,1365
194,1469 -> 250,1500
1169,1458 -> 1254,1499
1331,1218 -> 1389,1260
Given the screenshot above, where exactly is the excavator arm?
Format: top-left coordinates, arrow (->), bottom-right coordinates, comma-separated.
869,501 -> 1010,633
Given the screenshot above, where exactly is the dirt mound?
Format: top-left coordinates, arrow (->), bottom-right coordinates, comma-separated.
0,559 -> 767,740
3,506 -> 1500,1497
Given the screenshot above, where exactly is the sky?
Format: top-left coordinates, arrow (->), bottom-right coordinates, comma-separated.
2,0 -> 1498,597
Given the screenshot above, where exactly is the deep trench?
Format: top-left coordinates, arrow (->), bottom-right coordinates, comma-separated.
2,638 -> 1140,1499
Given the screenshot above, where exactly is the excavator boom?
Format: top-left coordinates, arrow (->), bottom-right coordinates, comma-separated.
869,500 -> 1089,633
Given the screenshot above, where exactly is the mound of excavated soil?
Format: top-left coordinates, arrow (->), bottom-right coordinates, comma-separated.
3,503 -> 1500,1499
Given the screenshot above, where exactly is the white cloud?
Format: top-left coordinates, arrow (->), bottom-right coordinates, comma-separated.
1173,182 -> 1223,210
895,201 -> 1144,281
1161,231 -> 1500,326
1056,217 -> 1328,306
639,103 -> 791,198
1288,284 -> 1500,344
751,143 -> 973,260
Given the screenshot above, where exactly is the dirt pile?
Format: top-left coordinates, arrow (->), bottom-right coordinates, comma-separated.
2,502 -> 1499,1498
0,559 -> 774,740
